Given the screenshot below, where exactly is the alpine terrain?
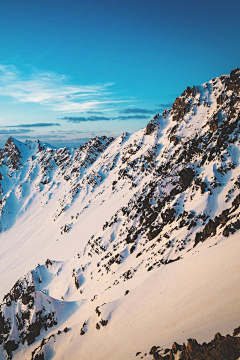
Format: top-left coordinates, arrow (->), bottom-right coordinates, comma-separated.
0,69 -> 240,360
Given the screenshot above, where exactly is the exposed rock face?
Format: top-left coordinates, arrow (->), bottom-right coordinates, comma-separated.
146,116 -> 159,135
161,208 -> 176,224
179,168 -> 195,189
150,346 -> 161,360
226,68 -> 240,92
150,327 -> 240,360
1,137 -> 22,171
171,85 -> 198,123
3,340 -> 19,360
0,312 -> 10,335
181,333 -> 240,360
0,267 -> 58,357
194,194 -> 240,246
172,97 -> 187,122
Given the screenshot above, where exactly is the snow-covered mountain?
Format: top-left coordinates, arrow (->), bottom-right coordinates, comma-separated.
0,69 -> 240,360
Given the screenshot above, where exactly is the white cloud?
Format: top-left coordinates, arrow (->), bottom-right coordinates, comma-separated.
0,65 -> 121,113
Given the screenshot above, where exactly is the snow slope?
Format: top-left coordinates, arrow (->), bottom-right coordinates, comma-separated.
0,69 -> 240,360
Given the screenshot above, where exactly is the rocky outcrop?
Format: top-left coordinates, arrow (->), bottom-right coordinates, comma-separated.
179,168 -> 195,189
149,326 -> 240,360
161,208 -> 176,224
194,194 -> 240,246
2,137 -> 22,171
3,340 -> 19,360
145,115 -> 159,135
226,68 -> 240,92
171,85 -> 197,122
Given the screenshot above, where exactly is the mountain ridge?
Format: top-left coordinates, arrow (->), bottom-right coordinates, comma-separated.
0,68 -> 240,360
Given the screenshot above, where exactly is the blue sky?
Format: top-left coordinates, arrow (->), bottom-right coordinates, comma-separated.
0,0 -> 239,148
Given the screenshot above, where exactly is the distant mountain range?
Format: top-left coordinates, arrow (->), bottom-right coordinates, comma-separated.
0,69 -> 240,360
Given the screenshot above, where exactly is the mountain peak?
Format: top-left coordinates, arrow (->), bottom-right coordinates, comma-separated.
227,67 -> 240,91
4,136 -> 26,151
5,136 -> 16,147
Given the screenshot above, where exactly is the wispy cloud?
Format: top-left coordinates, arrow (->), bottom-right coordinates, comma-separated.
50,129 -> 100,134
2,123 -> 61,128
60,114 -> 150,122
120,107 -> 155,114
0,129 -> 33,134
0,65 -> 122,113
60,116 -> 110,122
115,115 -> 150,121
86,110 -> 104,114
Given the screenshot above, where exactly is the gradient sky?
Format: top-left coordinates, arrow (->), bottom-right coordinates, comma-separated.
0,0 -> 239,148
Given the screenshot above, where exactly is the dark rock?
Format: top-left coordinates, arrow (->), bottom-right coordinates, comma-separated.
3,340 -> 19,358
225,218 -> 240,237
149,346 -> 158,355
150,326 -> 240,360
80,321 -> 87,336
161,208 -> 176,224
0,312 -> 10,334
22,310 -> 30,321
170,187 -> 181,198
75,277 -> 79,289
194,232 -> 202,246
232,194 -> 240,207
217,93 -> 227,105
179,168 -> 195,189
202,219 -> 216,238
149,345 -> 162,360
130,245 -> 136,254
170,135 -> 179,145
172,97 -> 187,122
226,68 -> 240,92
45,259 -> 52,268
22,293 -> 33,305
209,120 -> 218,132
213,332 -> 225,342
100,319 -> 108,326
146,118 -> 159,135
186,338 -> 199,352
147,227 -> 161,240
3,137 -> 22,170
165,256 -> 180,265
233,326 -> 240,336
200,181 -> 207,194
95,307 -> 101,317
26,321 -> 42,345
169,124 -> 179,135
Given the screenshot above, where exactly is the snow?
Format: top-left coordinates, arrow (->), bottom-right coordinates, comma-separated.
12,232 -> 240,360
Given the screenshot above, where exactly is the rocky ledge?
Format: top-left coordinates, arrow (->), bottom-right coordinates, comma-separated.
147,325 -> 240,360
